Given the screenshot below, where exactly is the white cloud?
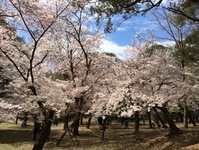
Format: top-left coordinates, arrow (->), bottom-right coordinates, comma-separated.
162,0 -> 169,5
160,0 -> 180,6
156,40 -> 175,46
99,39 -> 127,59
116,27 -> 129,32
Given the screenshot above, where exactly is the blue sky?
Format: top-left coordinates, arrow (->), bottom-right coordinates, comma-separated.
107,14 -> 157,46
99,1 -> 176,59
99,13 -> 158,58
12,0 -> 174,59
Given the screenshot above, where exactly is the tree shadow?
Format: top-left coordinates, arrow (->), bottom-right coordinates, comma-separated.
0,129 -> 33,143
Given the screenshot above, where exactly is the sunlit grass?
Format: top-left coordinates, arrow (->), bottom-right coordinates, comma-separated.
0,143 -> 33,150
0,122 -> 33,130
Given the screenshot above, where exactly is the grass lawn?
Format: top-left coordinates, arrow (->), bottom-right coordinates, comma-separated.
0,119 -> 199,150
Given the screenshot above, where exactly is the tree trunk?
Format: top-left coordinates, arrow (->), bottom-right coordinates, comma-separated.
142,116 -> 145,125
101,116 -> 108,141
86,116 -> 92,129
101,129 -> 106,141
188,113 -> 197,126
121,117 -> 125,125
183,99 -> 188,128
153,107 -> 168,129
134,112 -> 140,134
157,106 -> 181,136
80,117 -> 83,125
16,113 -> 18,124
32,110 -> 54,150
57,114 -> 69,146
63,114 -> 69,131
195,115 -> 199,123
147,111 -> 153,129
72,113 -> 80,136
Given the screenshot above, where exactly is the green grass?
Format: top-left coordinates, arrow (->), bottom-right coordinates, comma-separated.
0,120 -> 199,150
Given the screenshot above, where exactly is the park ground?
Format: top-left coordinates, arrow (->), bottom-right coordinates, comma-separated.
0,119 -> 199,150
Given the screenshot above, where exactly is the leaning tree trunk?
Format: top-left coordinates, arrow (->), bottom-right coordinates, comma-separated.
32,109 -> 54,150
134,112 -> 140,134
153,107 -> 168,129
157,106 -> 181,136
57,114 -> 69,146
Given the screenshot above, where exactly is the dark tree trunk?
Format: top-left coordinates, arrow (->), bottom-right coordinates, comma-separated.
16,113 -> 18,124
63,114 -> 69,131
153,107 -> 168,129
80,117 -> 83,125
188,113 -> 197,126
72,118 -> 80,136
183,99 -> 188,128
142,117 -> 145,125
179,113 -> 183,122
101,116 -> 108,141
32,110 -> 54,150
157,106 -> 181,136
196,115 -> 199,123
121,117 -> 125,125
72,113 -> 80,136
86,115 -> 92,129
21,112 -> 28,127
134,112 -> 140,134
101,128 -> 106,141
147,111 -> 153,129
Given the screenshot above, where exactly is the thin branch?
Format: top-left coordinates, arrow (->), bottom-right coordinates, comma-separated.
0,47 -> 27,81
10,43 -> 30,60
33,53 -> 48,68
164,7 -> 199,22
9,0 -> 36,42
29,9 -> 45,30
29,2 -> 70,83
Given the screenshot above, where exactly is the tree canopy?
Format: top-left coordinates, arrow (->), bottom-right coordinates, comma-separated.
89,0 -> 199,32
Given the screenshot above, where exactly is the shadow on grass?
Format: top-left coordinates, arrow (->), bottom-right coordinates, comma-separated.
0,129 -> 33,143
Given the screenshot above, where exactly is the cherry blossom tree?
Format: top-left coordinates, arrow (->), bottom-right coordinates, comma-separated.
153,7 -> 196,128
105,32 -> 199,135
49,4 -> 117,135
0,0 -> 72,149
1,0 -> 116,145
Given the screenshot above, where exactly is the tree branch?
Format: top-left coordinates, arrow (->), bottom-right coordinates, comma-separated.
165,7 -> 199,22
33,53 -> 48,68
0,47 -> 28,81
